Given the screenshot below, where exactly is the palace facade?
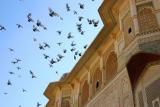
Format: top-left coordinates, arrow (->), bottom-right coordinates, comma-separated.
44,0 -> 160,107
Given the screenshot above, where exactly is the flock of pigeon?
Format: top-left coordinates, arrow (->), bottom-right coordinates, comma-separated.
0,0 -> 100,107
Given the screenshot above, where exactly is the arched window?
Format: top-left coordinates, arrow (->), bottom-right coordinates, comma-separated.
92,69 -> 102,96
106,52 -> 118,80
138,7 -> 158,32
81,80 -> 89,107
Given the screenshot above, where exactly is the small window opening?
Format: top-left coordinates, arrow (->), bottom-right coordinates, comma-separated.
128,27 -> 132,34
96,80 -> 100,89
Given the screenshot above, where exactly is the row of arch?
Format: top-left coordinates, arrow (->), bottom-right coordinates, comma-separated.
81,51 -> 118,107
80,52 -> 160,107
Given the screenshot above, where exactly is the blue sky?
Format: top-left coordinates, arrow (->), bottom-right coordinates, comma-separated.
0,0 -> 103,106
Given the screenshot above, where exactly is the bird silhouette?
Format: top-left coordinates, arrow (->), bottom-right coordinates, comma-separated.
84,44 -> 87,49
63,49 -> 67,53
71,41 -> 76,46
33,25 -> 39,32
16,24 -> 23,28
9,48 -> 14,52
56,58 -> 61,62
66,3 -> 70,12
48,7 -> 59,17
50,59 -> 56,64
79,3 -> 84,9
11,61 -> 18,64
43,54 -> 49,59
33,38 -> 37,42
17,67 -> 21,70
87,18 -> 93,25
36,20 -> 42,27
0,25 -> 6,31
37,102 -> 42,107
4,92 -> 8,95
7,80 -> 12,86
43,42 -> 50,48
27,13 -> 34,22
56,30 -> 62,35
73,10 -> 78,15
74,55 -> 76,60
57,54 -> 64,59
67,32 -> 74,39
78,16 -> 83,21
29,70 -> 36,78
15,58 -> 22,62
9,71 -> 15,75
93,20 -> 99,27
80,31 -> 85,35
57,42 -> 63,46
22,88 -> 27,92
39,44 -> 45,50
71,47 -> 76,52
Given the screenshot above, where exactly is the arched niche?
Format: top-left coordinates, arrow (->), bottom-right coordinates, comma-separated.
81,80 -> 89,107
92,68 -> 102,96
105,51 -> 118,81
61,100 -> 71,107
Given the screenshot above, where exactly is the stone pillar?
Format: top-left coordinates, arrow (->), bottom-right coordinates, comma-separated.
130,0 -> 139,35
88,70 -> 92,100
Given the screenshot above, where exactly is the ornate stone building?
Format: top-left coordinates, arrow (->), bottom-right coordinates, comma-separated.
44,0 -> 160,107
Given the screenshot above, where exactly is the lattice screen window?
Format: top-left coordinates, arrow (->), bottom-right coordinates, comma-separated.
138,91 -> 144,107
145,78 -> 160,107
137,2 -> 158,33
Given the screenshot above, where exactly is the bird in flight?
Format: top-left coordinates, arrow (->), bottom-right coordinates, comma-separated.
7,80 -> 12,86
57,54 -> 64,59
39,44 -> 45,50
56,30 -> 62,35
57,42 -> 63,46
36,20 -> 47,30
0,25 -> 6,31
43,42 -> 50,48
79,3 -> 84,9
9,48 -> 14,52
63,49 -> 67,53
36,102 -> 42,107
22,88 -> 27,92
33,25 -> 39,32
67,32 -> 74,39
9,71 -> 15,75
71,47 -> 76,52
15,58 -> 22,62
11,61 -> 17,64
93,20 -> 99,27
66,3 -> 70,12
33,38 -> 37,42
43,54 -> 49,59
87,18 -> 93,25
78,16 -> 83,21
73,10 -> 78,15
29,70 -> 36,78
17,67 -> 21,70
84,44 -> 88,49
71,41 -> 76,46
50,59 -> 56,64
48,7 -> 59,17
27,13 -> 34,22
16,24 -> 23,29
